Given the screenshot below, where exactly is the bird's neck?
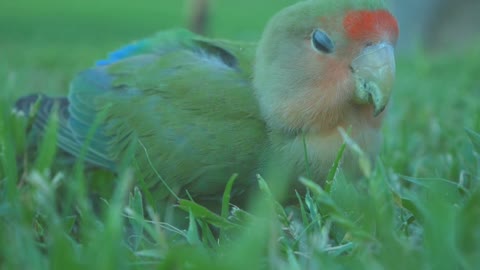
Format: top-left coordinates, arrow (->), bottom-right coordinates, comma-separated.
272,103 -> 383,140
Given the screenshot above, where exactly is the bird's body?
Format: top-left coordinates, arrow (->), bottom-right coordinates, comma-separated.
16,0 -> 399,206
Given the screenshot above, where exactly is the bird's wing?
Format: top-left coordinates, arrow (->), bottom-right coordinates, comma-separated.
65,29 -> 266,199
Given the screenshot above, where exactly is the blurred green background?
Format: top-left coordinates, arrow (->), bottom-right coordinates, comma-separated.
1,0 -> 295,68
2,0 -> 479,88
1,0 -> 297,97
393,0 -> 480,53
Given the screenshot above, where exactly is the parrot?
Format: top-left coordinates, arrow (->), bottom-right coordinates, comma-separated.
15,0 -> 398,211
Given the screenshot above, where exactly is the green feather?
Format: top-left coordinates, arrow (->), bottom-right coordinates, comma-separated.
67,30 -> 265,200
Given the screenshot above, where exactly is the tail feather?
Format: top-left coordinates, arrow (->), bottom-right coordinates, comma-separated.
14,93 -> 69,131
14,94 -> 116,170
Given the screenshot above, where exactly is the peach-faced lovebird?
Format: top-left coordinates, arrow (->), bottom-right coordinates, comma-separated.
15,0 -> 398,206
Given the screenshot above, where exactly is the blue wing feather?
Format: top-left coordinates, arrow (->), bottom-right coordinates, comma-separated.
96,43 -> 145,66
95,29 -> 196,66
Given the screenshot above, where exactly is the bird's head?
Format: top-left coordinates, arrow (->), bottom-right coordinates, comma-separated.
254,0 -> 399,134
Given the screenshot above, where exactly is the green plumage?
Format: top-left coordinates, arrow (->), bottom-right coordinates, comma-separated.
67,30 -> 266,201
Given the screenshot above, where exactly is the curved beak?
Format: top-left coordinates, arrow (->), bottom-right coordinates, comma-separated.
351,42 -> 395,116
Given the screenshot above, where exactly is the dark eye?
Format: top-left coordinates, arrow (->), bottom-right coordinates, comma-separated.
311,29 -> 334,54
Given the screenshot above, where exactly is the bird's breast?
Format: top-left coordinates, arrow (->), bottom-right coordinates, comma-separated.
271,124 -> 381,186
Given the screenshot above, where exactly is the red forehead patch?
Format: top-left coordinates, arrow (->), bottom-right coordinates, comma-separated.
343,10 -> 399,41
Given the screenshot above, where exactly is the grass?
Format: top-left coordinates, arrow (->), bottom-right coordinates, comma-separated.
2,1 -> 480,269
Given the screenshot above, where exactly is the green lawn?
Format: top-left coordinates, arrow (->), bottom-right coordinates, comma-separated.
1,1 -> 480,269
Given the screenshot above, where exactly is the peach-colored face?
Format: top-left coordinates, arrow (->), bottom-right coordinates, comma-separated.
306,9 -> 398,84
300,9 -> 399,132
